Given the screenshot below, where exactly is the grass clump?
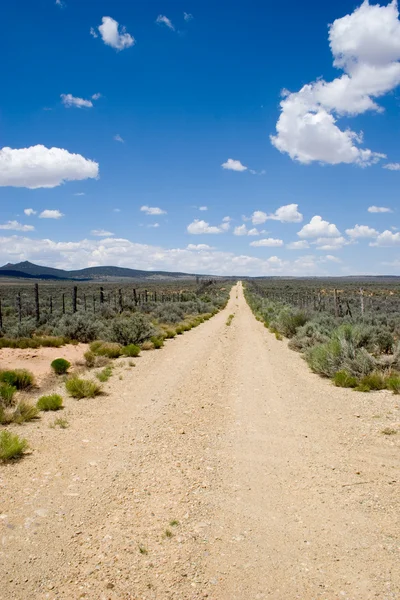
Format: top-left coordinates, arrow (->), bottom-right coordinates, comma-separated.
0,430 -> 28,462
141,340 -> 154,351
226,314 -> 234,326
51,358 -> 71,375
37,394 -> 63,411
0,383 -> 17,407
89,341 -> 122,359
150,336 -> 164,349
386,375 -> 400,394
122,344 -> 141,357
12,401 -> 39,424
0,369 -> 35,390
333,370 -> 358,388
163,529 -> 173,538
66,376 -> 102,399
381,427 -> 397,435
359,372 -> 387,391
49,417 -> 69,429
96,366 -> 113,383
169,519 -> 179,527
163,329 -> 176,339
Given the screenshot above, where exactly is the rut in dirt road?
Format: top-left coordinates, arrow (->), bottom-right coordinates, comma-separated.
1,282 -> 399,600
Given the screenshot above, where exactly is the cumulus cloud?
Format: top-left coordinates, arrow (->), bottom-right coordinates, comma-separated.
368,205 -> 393,213
61,94 -> 93,108
286,240 -> 310,250
187,244 -> 214,250
249,204 -> 303,225
91,229 -> 114,237
383,162 -> 400,170
322,255 -> 342,263
314,236 -> 348,251
370,230 -> 400,246
184,12 -> 194,22
199,206 -> 208,211
250,238 -> 284,247
39,210 -> 64,219
0,145 -> 98,189
24,208 -> 36,216
298,215 -> 340,238
270,1 -> 400,166
95,16 -> 135,50
221,158 -> 247,172
187,219 -> 226,234
156,15 -> 175,30
0,221 -> 34,232
140,205 -> 166,215
234,225 -> 260,236
345,224 -> 378,238
113,134 -> 124,143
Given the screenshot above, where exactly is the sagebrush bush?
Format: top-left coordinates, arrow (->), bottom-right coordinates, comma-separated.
0,369 -> 35,390
110,314 -> 156,346
66,376 -> 102,399
55,313 -> 106,343
0,383 -> 17,407
51,358 -> 71,375
0,430 -> 28,461
37,394 -> 63,411
122,344 -> 141,357
90,341 -> 122,359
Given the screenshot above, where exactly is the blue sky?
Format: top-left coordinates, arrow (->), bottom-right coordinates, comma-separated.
1,0 -> 400,275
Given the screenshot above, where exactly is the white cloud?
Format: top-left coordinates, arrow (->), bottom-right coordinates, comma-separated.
95,16 -> 135,50
220,216 -> 231,231
92,93 -> 102,100
199,206 -> 208,211
113,208 -> 121,213
250,211 -> 268,225
248,228 -> 260,236
298,215 -> 340,238
0,221 -> 34,232
270,1 -> 400,166
370,230 -> 400,246
314,236 -> 348,251
250,238 -> 284,247
55,0 -> 65,7
24,208 -> 36,216
345,224 -> 379,238
286,240 -> 310,250
90,27 -> 98,39
249,204 -> 303,225
39,210 -> 64,219
0,145 -> 98,189
234,224 -> 260,236
322,255 -> 342,263
73,192 -> 85,196
113,134 -> 124,143
156,15 -> 175,30
147,223 -> 160,228
184,12 -> 194,22
91,229 -> 114,237
187,244 -> 214,251
140,205 -> 167,216
187,219 -> 223,234
221,158 -> 247,172
61,94 -> 93,109
368,205 -> 393,213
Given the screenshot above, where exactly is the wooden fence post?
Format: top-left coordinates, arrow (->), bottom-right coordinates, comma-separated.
62,293 -> 65,314
49,296 -> 53,314
72,286 -> 78,313
133,288 -> 138,306
34,283 -> 40,323
333,289 -> 339,318
100,287 -> 105,304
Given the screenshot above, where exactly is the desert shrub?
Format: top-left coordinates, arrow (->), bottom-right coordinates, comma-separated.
84,350 -> 96,367
154,304 -> 185,323
96,366 -> 113,382
333,370 -> 358,388
66,377 -> 102,399
55,313 -> 106,343
175,325 -> 184,335
150,336 -> 164,349
289,321 -> 330,352
162,329 -> 176,339
386,375 -> 400,394
0,383 -> 17,407
0,369 -> 35,390
12,401 -> 39,423
358,372 -> 387,391
122,344 -> 141,357
6,318 -> 36,339
51,358 -> 71,375
141,340 -> 154,351
375,330 -> 394,354
277,309 -> 308,338
37,394 -> 63,411
37,336 -> 64,348
109,314 -> 156,346
89,341 -> 122,359
305,335 -> 376,379
0,430 -> 28,461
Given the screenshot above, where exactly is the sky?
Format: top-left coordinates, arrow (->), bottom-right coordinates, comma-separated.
1,0 -> 400,276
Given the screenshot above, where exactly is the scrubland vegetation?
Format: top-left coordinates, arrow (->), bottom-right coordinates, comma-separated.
245,279 -> 400,393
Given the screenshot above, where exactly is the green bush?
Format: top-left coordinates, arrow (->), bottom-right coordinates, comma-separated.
122,344 -> 141,357
0,369 -> 35,390
0,383 -> 17,407
12,401 -> 39,423
56,313 -> 106,343
89,341 -> 122,359
150,336 -> 164,349
84,350 -> 96,367
37,394 -> 63,411
51,358 -> 71,375
66,376 -> 102,399
333,370 -> 358,388
110,314 -> 156,346
386,375 -> 400,394
358,372 -> 387,391
0,430 -> 28,461
96,366 -> 113,382
163,329 -> 176,339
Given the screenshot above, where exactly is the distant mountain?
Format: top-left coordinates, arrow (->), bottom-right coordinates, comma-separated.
0,261 -> 195,281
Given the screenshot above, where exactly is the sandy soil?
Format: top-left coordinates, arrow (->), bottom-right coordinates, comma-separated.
0,344 -> 88,384
0,282 -> 399,600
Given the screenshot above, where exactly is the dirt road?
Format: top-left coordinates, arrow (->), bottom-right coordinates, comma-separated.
1,282 -> 399,600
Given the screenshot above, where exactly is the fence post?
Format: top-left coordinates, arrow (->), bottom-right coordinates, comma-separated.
62,293 -> 65,314
133,288 -> 138,306
145,290 -> 148,303
93,295 -> 96,313
49,296 -> 53,314
100,287 -> 105,304
34,283 -> 40,323
84,294 -> 87,312
333,289 -> 339,318
72,286 -> 78,313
